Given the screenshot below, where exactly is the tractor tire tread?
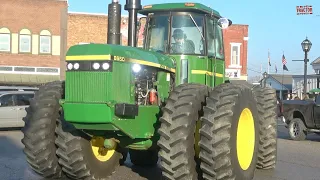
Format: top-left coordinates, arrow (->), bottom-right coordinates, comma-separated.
253,86 -> 278,169
158,83 -> 208,180
21,80 -> 65,179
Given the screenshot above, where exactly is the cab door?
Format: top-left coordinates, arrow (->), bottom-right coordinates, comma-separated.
0,94 -> 18,128
205,15 -> 225,86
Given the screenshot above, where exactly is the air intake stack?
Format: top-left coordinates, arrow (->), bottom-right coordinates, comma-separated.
125,0 -> 142,47
107,0 -> 121,44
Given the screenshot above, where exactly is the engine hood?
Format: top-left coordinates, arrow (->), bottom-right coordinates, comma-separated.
66,44 -> 176,73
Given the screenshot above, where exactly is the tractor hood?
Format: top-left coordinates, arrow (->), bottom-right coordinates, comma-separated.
66,44 -> 176,73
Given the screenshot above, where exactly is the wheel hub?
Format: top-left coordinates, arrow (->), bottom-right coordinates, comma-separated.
236,108 -> 255,170
91,136 -> 116,162
293,122 -> 300,137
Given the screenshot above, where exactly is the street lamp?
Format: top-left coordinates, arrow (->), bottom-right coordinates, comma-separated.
263,72 -> 268,87
301,37 -> 312,98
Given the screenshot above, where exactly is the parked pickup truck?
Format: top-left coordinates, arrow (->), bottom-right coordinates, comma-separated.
281,96 -> 320,141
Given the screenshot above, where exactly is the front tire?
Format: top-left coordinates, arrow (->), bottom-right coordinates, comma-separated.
199,83 -> 260,180
55,115 -> 124,180
21,81 -> 65,179
158,83 -> 208,180
288,118 -> 307,141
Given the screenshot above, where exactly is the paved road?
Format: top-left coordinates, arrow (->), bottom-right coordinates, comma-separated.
1,121 -> 320,180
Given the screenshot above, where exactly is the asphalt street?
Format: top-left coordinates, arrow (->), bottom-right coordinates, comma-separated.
1,120 -> 320,180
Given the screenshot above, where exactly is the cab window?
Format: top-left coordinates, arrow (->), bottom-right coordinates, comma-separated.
145,15 -> 170,54
170,14 -> 204,55
206,17 -> 224,59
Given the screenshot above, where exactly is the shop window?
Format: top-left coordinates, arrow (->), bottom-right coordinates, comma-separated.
39,30 -> 51,54
0,27 -> 11,52
19,29 -> 32,53
230,43 -> 241,66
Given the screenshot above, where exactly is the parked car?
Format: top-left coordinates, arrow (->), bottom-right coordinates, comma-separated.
281,95 -> 320,141
0,91 -> 35,128
0,86 -> 38,92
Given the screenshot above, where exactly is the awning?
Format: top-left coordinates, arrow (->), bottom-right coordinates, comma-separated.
0,74 -> 60,86
309,88 -> 320,93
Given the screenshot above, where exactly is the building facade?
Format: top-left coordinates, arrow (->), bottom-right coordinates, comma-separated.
1,2 -> 249,85
264,74 -> 292,100
223,24 -> 249,81
0,0 -> 68,85
292,75 -> 319,98
67,12 -> 145,49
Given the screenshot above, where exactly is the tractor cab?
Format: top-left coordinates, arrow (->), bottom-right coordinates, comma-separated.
138,3 -> 232,85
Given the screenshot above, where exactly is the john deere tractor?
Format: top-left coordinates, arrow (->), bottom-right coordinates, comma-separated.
21,0 -> 278,179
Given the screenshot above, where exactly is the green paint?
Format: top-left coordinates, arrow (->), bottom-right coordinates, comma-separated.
214,59 -> 225,86
62,102 -> 160,139
155,71 -> 171,101
65,62 -> 133,103
139,3 -> 221,17
67,44 -> 175,69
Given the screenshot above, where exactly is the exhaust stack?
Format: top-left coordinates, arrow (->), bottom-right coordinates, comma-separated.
107,0 -> 121,44
125,0 -> 142,47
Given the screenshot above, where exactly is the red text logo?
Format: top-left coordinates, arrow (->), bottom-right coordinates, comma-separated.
296,5 -> 313,15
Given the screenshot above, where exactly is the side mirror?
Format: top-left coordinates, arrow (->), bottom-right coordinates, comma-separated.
217,17 -> 232,29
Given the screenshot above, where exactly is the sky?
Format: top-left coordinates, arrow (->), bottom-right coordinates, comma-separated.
68,0 -> 320,78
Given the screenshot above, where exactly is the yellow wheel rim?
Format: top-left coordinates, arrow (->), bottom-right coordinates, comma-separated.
237,108 -> 255,170
194,120 -> 201,158
91,137 -> 115,162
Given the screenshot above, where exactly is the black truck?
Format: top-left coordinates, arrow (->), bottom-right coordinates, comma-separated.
281,95 -> 320,141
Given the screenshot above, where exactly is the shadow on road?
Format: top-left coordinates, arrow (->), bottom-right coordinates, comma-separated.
130,165 -> 162,180
121,153 -> 162,180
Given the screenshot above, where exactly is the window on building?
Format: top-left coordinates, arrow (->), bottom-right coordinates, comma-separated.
0,28 -> 11,52
230,43 -> 241,66
39,30 -> 51,54
206,17 -> 224,59
19,29 -> 32,53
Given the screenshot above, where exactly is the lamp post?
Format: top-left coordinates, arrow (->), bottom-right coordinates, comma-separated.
301,37 -> 312,98
263,71 -> 268,88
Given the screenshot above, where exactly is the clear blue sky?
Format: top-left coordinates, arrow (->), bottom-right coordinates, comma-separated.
68,0 -> 320,77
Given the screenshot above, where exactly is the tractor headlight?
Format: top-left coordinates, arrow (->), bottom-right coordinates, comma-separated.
132,64 -> 141,73
93,63 -> 100,70
73,63 -> 80,70
67,63 -> 73,70
102,63 -> 110,70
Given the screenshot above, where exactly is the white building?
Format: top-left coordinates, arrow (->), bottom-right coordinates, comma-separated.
292,75 -> 318,98
291,56 -> 320,98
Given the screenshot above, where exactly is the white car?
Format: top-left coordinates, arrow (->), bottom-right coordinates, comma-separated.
0,91 -> 35,128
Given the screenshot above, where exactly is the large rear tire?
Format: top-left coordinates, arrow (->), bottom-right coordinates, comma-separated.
55,115 -> 125,180
253,86 -> 278,169
21,81 -> 65,179
199,83 -> 260,180
158,83 -> 209,180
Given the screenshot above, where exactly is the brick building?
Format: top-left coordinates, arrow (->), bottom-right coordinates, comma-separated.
0,0 -> 68,85
0,1 -> 248,85
223,24 -> 249,81
67,12 -> 145,49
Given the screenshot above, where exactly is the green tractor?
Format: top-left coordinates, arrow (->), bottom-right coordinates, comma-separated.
21,0 -> 278,180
